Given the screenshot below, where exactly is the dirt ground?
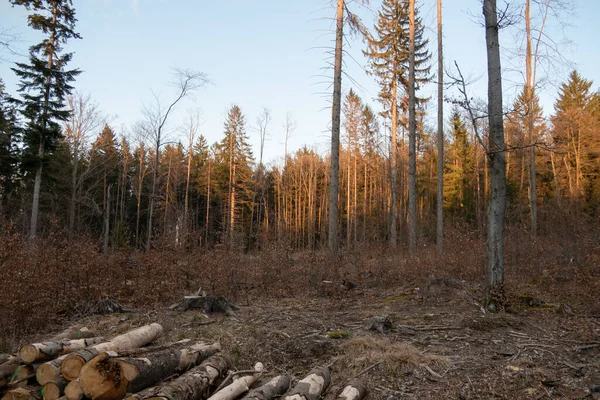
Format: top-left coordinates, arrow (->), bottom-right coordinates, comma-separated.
22,280 -> 599,400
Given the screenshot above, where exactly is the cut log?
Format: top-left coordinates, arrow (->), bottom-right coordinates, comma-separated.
9,365 -> 38,387
50,328 -> 95,342
123,354 -> 231,400
336,380 -> 365,400
80,341 -> 220,400
61,323 -> 163,381
36,355 -> 67,386
20,338 -> 106,364
63,381 -> 83,400
169,296 -> 238,313
284,367 -> 330,400
241,375 -> 290,400
208,363 -> 264,400
41,377 -> 67,400
1,387 -> 42,400
1,358 -> 22,389
0,355 -> 10,365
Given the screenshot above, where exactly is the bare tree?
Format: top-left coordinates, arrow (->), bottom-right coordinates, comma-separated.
182,109 -> 202,244
256,107 -> 272,167
436,0 -> 444,259
329,0 -> 344,253
143,68 -> 208,252
484,0 -> 507,310
63,93 -> 103,239
407,0 -> 417,256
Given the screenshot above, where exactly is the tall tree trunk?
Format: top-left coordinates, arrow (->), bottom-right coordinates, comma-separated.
436,0 -> 444,259
328,0 -> 344,253
525,0 -> 537,236
30,5 -> 58,245
103,185 -> 111,256
146,145 -> 160,252
407,0 -> 417,256
390,83 -> 398,249
484,0 -> 507,309
205,159 -> 211,247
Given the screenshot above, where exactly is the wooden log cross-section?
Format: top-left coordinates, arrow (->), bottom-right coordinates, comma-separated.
284,367 -> 330,400
241,375 -> 291,400
20,337 -> 106,364
336,379 -> 365,400
61,323 -> 163,381
41,376 -> 67,400
1,386 -> 41,400
124,354 -> 231,400
64,379 -> 84,400
79,341 -> 220,400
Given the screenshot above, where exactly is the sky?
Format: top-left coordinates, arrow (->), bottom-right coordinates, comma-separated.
0,0 -> 598,165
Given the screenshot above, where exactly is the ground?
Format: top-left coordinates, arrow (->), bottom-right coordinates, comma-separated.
24,282 -> 600,400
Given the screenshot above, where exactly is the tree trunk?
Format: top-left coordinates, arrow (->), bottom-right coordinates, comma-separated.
436,0 -> 444,259
0,358 -> 21,389
123,354 -> 230,400
390,82 -> 398,249
2,387 -> 41,400
207,363 -> 263,400
20,337 -> 105,365
79,342 -> 220,400
328,0 -> 344,253
483,0 -> 507,310
407,0 -> 417,256
146,139 -> 160,253
64,379 -> 83,400
284,367 -> 330,400
525,0 -> 537,236
102,185 -> 111,256
61,324 -> 163,381
241,375 -> 290,400
336,379 -> 365,400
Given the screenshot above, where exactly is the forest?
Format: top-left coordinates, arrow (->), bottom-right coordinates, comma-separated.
0,0 -> 599,398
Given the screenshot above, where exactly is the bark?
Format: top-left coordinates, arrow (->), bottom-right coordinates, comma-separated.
41,377 -> 67,400
407,0 -> 417,256
123,354 -> 230,400
336,379 -> 365,400
0,358 -> 20,389
2,387 -> 41,400
525,0 -> 537,236
207,363 -> 263,400
483,0 -> 507,309
436,0 -> 444,259
79,342 -> 220,400
61,324 -> 163,381
284,367 -> 330,400
63,380 -> 83,400
390,83 -> 398,249
328,0 -> 344,252
0,355 -> 10,365
10,364 -> 37,388
241,375 -> 290,400
20,338 -> 105,364
102,184 -> 111,256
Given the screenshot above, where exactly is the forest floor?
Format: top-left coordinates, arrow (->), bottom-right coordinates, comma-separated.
21,279 -> 600,400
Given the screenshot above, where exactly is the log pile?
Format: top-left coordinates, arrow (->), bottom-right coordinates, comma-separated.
0,323 -> 366,400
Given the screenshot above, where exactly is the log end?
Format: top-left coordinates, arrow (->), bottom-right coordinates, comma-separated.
18,346 -> 38,365
79,353 -> 128,400
63,380 -> 83,400
36,365 -> 58,386
61,356 -> 85,381
42,382 -> 61,400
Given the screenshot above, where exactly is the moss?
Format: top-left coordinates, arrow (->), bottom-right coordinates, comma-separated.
327,331 -> 350,339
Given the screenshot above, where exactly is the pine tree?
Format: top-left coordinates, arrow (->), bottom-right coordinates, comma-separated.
0,79 -> 21,214
364,0 -> 430,248
445,110 -> 474,220
10,0 -> 81,242
552,71 -> 600,210
215,105 -> 254,245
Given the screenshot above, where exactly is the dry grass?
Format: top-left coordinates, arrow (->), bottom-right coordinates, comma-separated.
337,334 -> 449,377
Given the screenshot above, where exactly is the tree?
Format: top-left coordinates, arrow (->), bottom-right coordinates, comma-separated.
0,79 -> 20,215
551,71 -> 600,208
215,105 -> 254,246
10,0 -> 81,243
364,0 -> 430,249
483,0 -> 507,310
342,89 -> 362,248
407,0 -> 417,255
143,68 -> 208,252
436,0 -> 444,258
445,110 -> 474,219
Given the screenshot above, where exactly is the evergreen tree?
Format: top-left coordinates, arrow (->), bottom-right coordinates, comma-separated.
552,71 -> 600,211
0,79 -> 21,214
9,0 -> 81,241
214,105 -> 254,244
445,109 -> 474,219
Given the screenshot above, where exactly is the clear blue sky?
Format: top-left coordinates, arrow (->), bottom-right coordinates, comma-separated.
1,0 -> 598,164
